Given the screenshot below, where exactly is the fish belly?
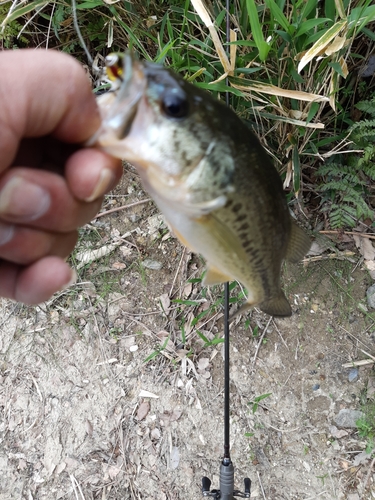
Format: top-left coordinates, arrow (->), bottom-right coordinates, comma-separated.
153,195 -> 263,305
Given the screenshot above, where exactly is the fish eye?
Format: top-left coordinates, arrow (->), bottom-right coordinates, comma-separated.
161,92 -> 189,118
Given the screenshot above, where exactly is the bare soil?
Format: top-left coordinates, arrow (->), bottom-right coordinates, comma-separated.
1,166 -> 375,500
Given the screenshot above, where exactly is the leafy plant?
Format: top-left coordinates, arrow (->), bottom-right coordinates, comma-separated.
356,379 -> 375,454
248,392 -> 272,414
317,95 -> 375,228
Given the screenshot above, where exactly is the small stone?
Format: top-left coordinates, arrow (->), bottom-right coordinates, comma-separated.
334,409 -> 363,428
142,259 -> 163,270
347,493 -> 360,500
366,284 -> 375,309
348,368 -> 359,382
312,384 -> 320,391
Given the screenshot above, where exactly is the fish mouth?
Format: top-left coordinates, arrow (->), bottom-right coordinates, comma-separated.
88,53 -> 146,147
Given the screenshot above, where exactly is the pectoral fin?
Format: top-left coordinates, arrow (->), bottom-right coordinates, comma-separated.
203,266 -> 232,286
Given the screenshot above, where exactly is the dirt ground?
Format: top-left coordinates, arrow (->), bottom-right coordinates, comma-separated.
1,167 -> 375,500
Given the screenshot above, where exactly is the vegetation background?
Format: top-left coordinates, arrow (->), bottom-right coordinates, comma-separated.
2,1 -> 375,499
1,0 -> 375,230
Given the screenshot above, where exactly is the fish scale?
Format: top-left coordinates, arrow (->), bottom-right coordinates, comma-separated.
93,53 -> 311,317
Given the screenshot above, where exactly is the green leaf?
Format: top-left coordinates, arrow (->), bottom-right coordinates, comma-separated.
76,0 -> 103,9
2,0 -> 49,24
246,0 -> 271,61
293,144 -> 301,196
195,82 -> 244,97
328,61 -> 346,78
306,102 -> 320,123
264,0 -> 293,34
295,18 -> 332,37
298,20 -> 347,72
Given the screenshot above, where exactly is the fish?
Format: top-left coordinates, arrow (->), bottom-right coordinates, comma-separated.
91,53 -> 311,317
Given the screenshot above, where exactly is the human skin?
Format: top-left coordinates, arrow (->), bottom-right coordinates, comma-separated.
0,49 -> 122,304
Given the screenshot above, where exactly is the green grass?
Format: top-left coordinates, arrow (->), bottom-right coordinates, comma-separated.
357,380 -> 375,454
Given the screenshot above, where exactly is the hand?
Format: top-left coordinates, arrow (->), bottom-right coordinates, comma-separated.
0,49 -> 122,304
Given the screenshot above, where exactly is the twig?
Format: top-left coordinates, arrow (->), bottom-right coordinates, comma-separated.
303,251 -> 356,264
361,456 -> 375,498
252,317 -> 272,367
340,326 -> 372,352
342,359 -> 374,368
266,423 -> 299,433
272,319 -> 289,350
360,349 -> 375,361
257,470 -> 267,500
304,492 -> 328,500
169,247 -> 187,297
320,230 -> 375,240
95,198 -> 152,218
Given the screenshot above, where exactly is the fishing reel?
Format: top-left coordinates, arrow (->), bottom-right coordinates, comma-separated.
202,459 -> 251,499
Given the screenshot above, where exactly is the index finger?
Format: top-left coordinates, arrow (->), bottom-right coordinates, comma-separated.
0,49 -> 101,172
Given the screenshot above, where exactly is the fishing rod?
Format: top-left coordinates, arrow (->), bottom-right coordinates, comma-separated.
201,1 -> 251,498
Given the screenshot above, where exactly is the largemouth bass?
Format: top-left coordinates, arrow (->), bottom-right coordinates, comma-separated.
92,53 -> 311,317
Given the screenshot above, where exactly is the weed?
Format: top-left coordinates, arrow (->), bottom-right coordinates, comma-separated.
356,379 -> 375,454
248,392 -> 272,414
144,335 -> 170,363
316,473 -> 328,486
317,94 -> 375,228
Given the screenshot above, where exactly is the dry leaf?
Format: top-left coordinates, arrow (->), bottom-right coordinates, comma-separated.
325,35 -> 346,56
353,235 -> 375,260
329,425 -> 348,439
197,357 -> 210,371
137,401 -> 150,421
139,390 -> 159,398
75,244 -> 119,269
170,446 -> 180,470
157,293 -> 171,314
119,246 -> 132,257
183,282 -> 193,298
364,260 -> 375,279
353,450 -> 371,467
112,262 -> 127,270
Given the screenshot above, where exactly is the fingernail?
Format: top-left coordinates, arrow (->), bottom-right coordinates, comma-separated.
85,168 -> 115,202
61,268 -> 77,290
0,177 -> 51,221
0,222 -> 14,246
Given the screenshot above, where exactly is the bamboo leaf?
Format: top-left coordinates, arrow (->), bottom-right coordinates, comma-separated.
258,111 -> 324,129
298,20 -> 347,73
292,144 -> 300,196
295,18 -> 332,38
334,0 -> 346,20
1,0 -> 49,25
229,76 -> 329,102
246,0 -> 270,61
264,0 -> 292,35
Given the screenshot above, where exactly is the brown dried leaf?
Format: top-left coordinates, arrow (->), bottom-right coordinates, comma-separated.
137,401 -> 150,421
112,262 -> 127,270
197,357 -> 210,371
353,235 -> 375,260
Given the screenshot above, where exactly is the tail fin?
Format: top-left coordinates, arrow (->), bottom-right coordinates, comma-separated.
259,291 -> 292,317
230,290 -> 292,320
